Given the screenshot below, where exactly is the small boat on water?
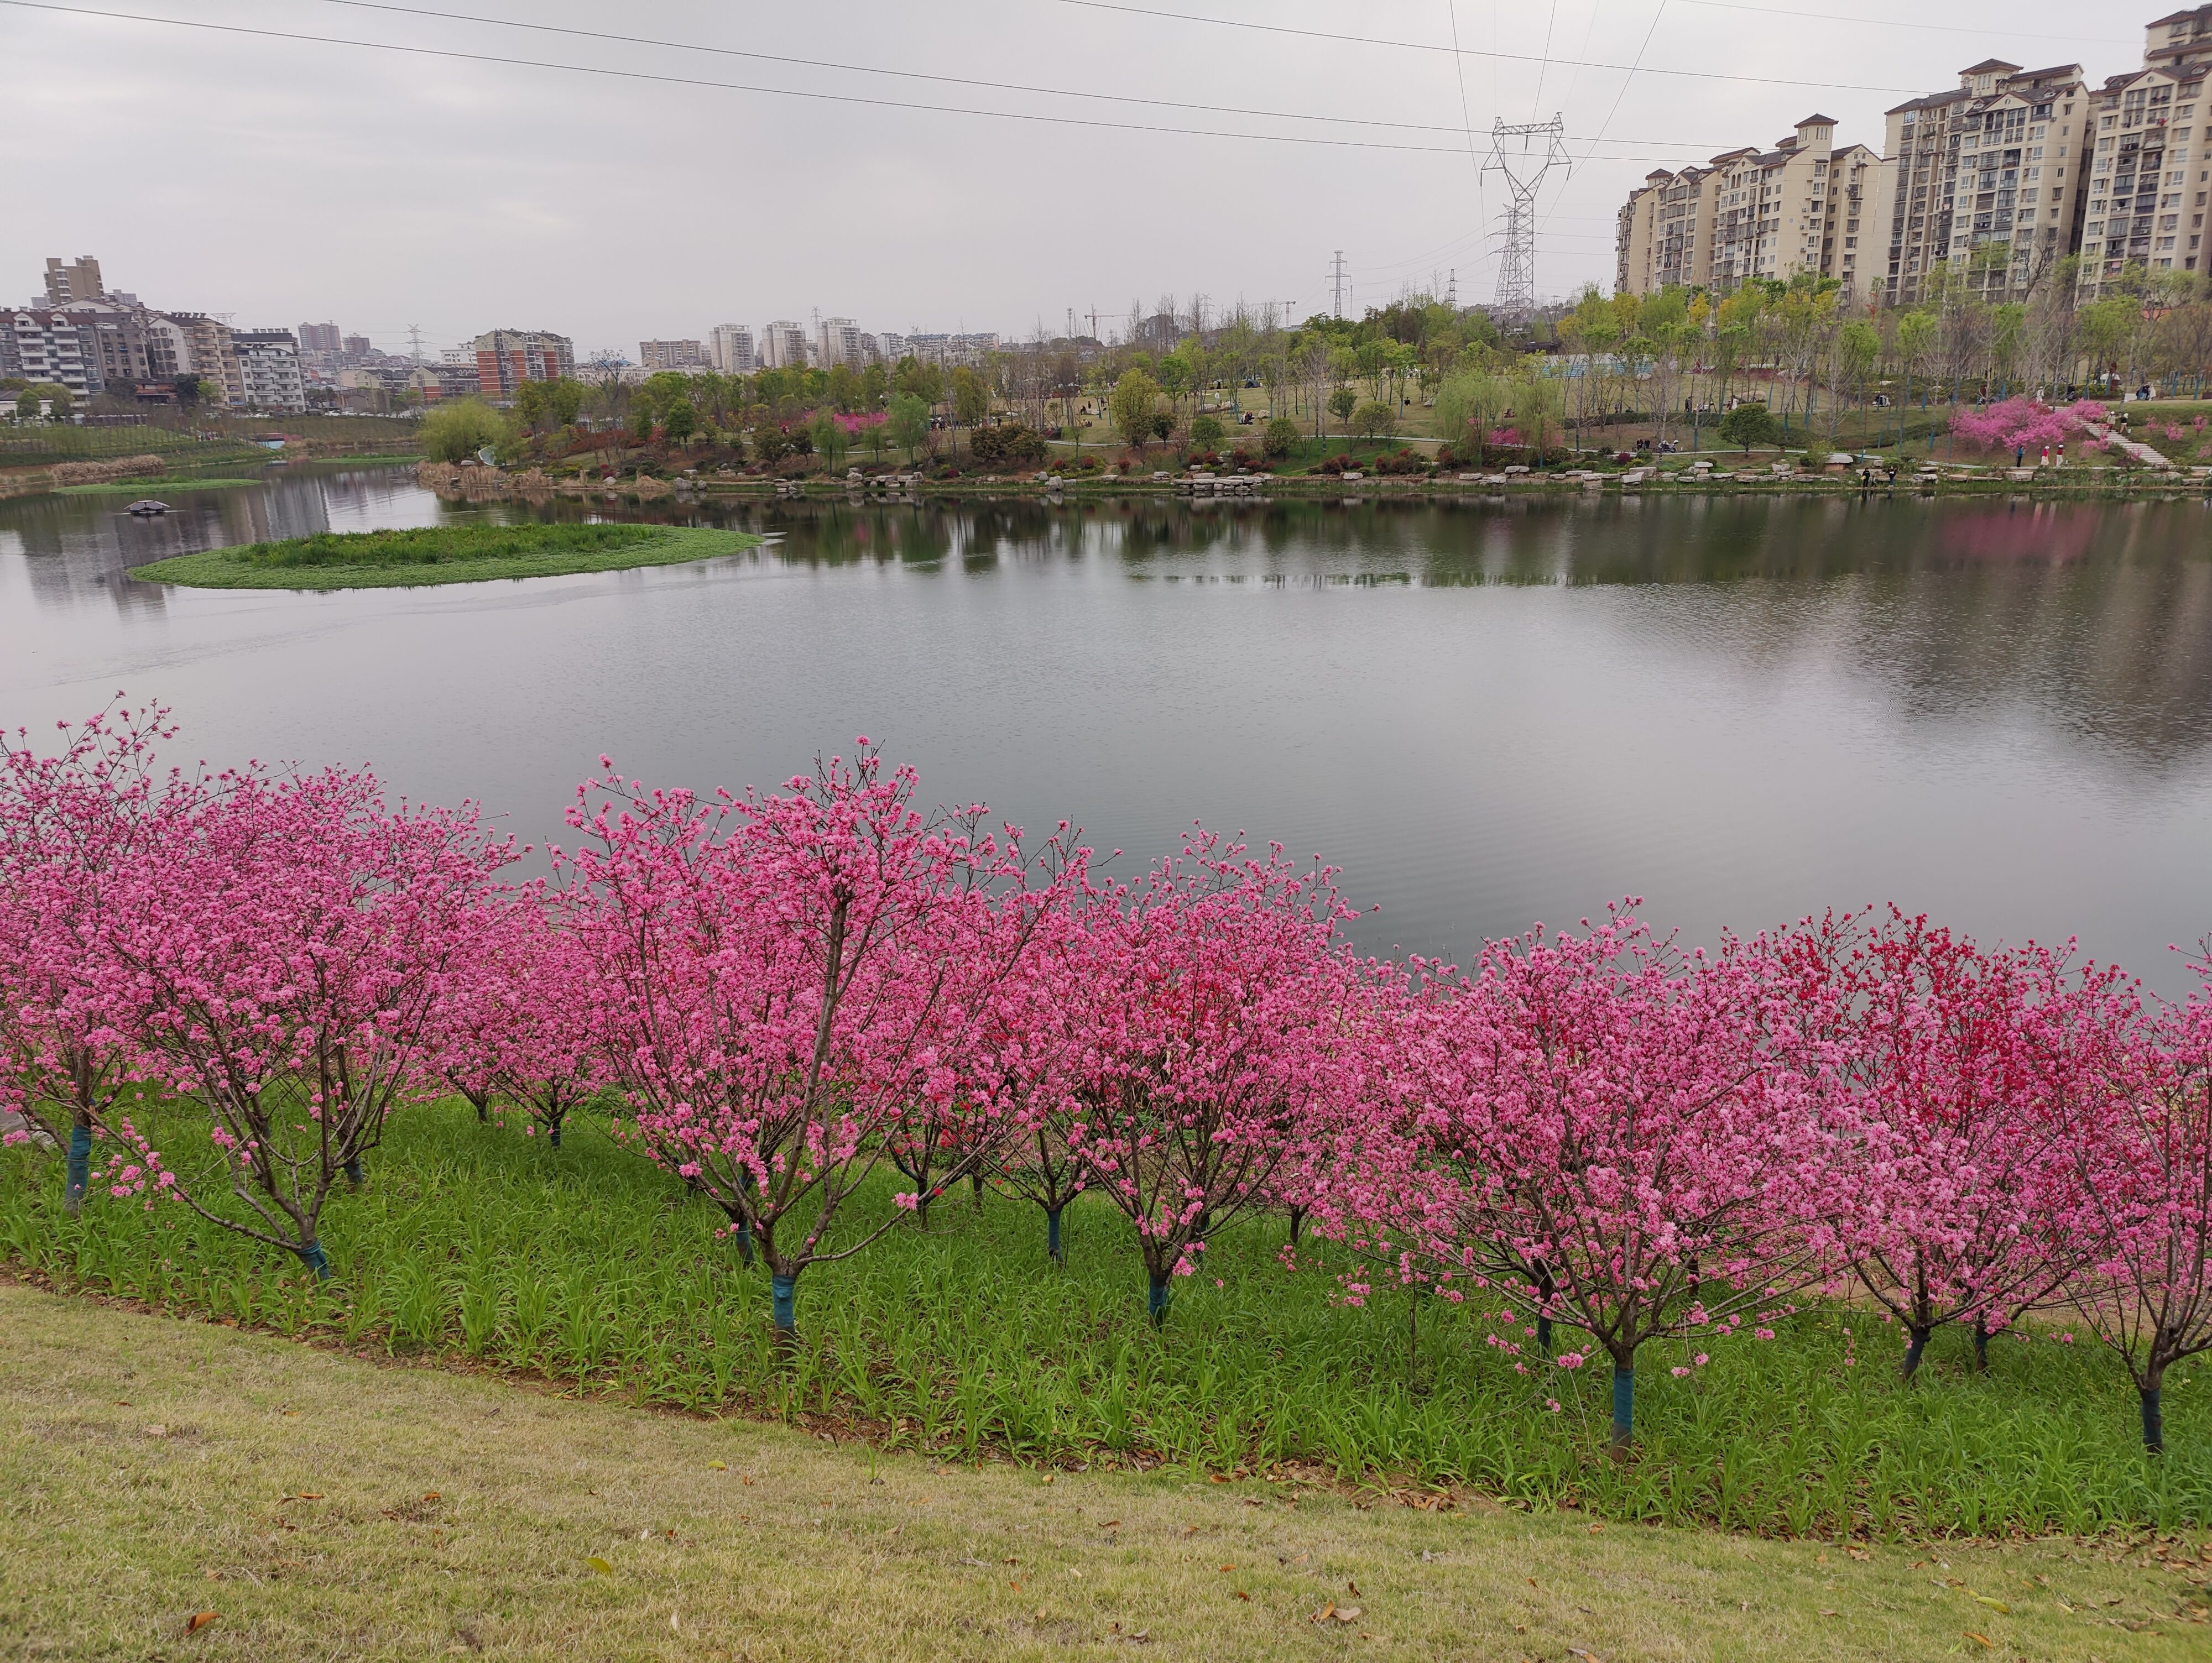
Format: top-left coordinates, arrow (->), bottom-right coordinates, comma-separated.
126,499 -> 170,516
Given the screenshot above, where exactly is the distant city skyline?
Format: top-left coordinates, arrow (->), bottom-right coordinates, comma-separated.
1,1 -> 2157,343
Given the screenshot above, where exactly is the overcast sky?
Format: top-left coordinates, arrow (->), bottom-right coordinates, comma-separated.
1,1 -> 2154,358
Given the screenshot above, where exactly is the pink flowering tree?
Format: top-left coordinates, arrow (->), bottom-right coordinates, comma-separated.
1389,912 -> 1844,1449
1041,833 -> 1364,1324
561,744 -> 1073,1335
1949,397 -> 2071,454
1789,911 -> 2135,1377
0,700 -> 203,1212
446,892 -> 602,1149
2063,984 -> 2212,1454
98,766 -> 509,1275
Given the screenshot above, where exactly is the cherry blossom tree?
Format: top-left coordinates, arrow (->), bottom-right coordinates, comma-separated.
98,766 -> 508,1275
1789,910 -> 2135,1377
1383,912 -> 1846,1450
562,744 -> 1074,1335
1043,833 -> 1365,1324
0,700 -> 204,1211
448,893 -> 601,1148
2063,986 -> 2212,1453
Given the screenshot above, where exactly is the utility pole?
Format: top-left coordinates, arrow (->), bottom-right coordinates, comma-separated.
1331,250 -> 1348,320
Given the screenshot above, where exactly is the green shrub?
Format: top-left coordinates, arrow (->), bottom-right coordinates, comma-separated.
1262,417 -> 1300,461
419,399 -> 511,463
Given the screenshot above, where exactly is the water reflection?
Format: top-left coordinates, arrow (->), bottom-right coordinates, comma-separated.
3,469 -> 2209,987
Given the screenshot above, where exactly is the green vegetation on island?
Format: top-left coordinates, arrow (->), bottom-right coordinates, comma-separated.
53,476 -> 262,496
131,521 -> 760,591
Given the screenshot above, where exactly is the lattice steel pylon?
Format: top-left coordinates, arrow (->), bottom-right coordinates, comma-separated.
1486,114 -> 1570,322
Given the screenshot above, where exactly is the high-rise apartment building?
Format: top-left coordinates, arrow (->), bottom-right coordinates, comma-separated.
298,322 -> 342,354
708,323 -> 756,374
1878,60 -> 2093,306
0,310 -> 101,395
471,328 -> 575,399
41,255 -> 103,306
639,338 -> 707,371
759,320 -> 810,370
2077,8 -> 2212,294
1616,13 -> 2212,305
341,333 -> 371,360
1616,116 -> 1888,301
232,330 -> 307,412
817,316 -> 864,367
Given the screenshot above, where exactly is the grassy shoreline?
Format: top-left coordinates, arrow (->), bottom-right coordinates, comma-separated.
131,522 -> 761,591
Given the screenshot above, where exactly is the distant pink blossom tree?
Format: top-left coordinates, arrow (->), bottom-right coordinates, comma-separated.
561,744 -> 1073,1335
100,766 -> 508,1275
1950,398 -> 2070,454
446,893 -> 602,1148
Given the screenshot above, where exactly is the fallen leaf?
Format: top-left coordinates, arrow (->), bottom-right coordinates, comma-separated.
1041,1474 -> 1055,1485
1527,1578 -> 1541,1589
2058,1600 -> 2077,1614
1819,1608 -> 1838,1617
585,1556 -> 613,1575
295,1493 -> 324,1502
1209,1474 -> 1229,1484
706,1461 -> 727,1472
1233,1591 -> 1250,1601
1588,1521 -> 1604,1533
1975,1596 -> 2011,1614
1565,1650 -> 1601,1663
1009,1580 -> 1022,1591
1335,1606 -> 1362,1623
186,1612 -> 220,1634
1219,1565 -> 1236,1573
1312,1602 -> 1337,1624
669,1612 -> 680,1633
1963,1631 -> 1992,1648
1348,1581 -> 1361,1597
1100,1519 -> 1121,1530
1181,1526 -> 1198,1538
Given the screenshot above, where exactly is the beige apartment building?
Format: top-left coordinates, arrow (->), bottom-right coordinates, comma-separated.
1880,60 -> 2093,306
1616,116 -> 1888,301
1615,8 -> 2212,305
2077,8 -> 2212,294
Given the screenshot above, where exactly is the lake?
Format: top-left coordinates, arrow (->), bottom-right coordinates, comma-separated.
5,464 -> 2211,991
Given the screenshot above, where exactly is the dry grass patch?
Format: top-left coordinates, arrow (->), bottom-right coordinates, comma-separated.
2,1284 -> 2206,1662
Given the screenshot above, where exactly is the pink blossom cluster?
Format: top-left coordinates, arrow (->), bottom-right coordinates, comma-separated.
1947,398 -> 2107,453
4,706 -> 2211,1451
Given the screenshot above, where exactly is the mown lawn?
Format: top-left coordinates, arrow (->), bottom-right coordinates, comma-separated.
4,1282 -> 2207,1662
4,1100 -> 2206,1545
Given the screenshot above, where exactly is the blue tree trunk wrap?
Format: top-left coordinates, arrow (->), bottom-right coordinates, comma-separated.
298,1241 -> 331,1279
344,1155 -> 363,1186
771,1273 -> 797,1332
1147,1273 -> 1170,1325
735,1222 -> 754,1267
2141,1387 -> 2163,1453
549,1117 -> 561,1149
65,1122 -> 92,1211
1611,1366 -> 1634,1446
1046,1207 -> 1063,1263
1971,1319 -> 1989,1372
1536,1316 -> 1553,1352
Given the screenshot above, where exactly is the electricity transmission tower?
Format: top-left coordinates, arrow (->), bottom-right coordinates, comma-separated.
1485,115 -> 1569,322
1331,249 -> 1348,318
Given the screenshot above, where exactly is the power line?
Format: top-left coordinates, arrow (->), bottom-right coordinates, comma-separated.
1531,0 -> 1561,122
1046,0 -> 1927,93
302,0 -> 1579,140
0,0 -> 1824,159
0,0 -> 1564,154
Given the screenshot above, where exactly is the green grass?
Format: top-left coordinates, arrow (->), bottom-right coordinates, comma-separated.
130,523 -> 761,590
53,477 -> 262,496
8,1284 -> 2206,1663
4,1101 -> 2206,1541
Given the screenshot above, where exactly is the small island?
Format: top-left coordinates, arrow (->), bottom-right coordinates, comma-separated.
55,476 -> 262,496
132,521 -> 761,590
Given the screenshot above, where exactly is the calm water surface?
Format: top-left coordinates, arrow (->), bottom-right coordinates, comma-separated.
5,464 -> 2211,989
